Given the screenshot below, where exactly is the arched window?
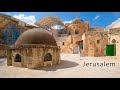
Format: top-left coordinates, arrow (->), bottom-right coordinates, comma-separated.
12,27 -> 21,44
112,39 -> 116,43
68,31 -> 71,35
62,42 -> 64,45
97,40 -> 100,44
75,30 -> 79,34
15,54 -> 21,62
44,53 -> 52,62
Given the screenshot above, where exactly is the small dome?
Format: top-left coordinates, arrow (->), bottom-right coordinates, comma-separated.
15,28 -> 57,46
72,16 -> 83,24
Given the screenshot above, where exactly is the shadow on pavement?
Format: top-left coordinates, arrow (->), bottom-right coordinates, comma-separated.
33,60 -> 79,71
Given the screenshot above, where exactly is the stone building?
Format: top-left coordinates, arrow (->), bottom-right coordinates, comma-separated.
7,28 -> 60,69
108,28 -> 120,56
90,27 -> 104,31
48,27 -> 73,53
0,13 -> 36,57
43,17 -> 90,54
82,31 -> 108,57
0,13 -> 36,45
105,19 -> 120,56
0,44 -> 6,57
67,17 -> 90,54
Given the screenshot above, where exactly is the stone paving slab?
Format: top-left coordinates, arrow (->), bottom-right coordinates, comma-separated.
0,54 -> 120,78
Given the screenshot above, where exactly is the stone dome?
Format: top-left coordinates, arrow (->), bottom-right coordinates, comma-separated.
15,28 -> 57,46
72,16 -> 83,24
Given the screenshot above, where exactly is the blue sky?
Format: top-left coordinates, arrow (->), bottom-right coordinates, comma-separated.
1,12 -> 120,28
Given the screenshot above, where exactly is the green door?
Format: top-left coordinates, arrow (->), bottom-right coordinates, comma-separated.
106,44 -> 115,56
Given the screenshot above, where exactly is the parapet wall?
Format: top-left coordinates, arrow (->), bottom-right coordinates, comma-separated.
8,44 -> 60,49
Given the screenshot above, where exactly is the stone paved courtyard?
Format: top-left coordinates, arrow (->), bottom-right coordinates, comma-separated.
0,53 -> 120,78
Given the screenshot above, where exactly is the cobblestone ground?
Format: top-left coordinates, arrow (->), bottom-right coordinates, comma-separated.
0,53 -> 120,78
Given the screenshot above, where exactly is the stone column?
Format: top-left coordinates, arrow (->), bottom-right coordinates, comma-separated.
7,46 -> 12,66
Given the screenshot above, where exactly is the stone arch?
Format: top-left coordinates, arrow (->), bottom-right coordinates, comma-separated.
112,39 -> 116,43
68,31 -> 71,35
44,53 -> 52,62
75,29 -> 79,34
14,54 -> 21,62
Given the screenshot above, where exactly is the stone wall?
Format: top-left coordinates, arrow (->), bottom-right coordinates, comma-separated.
66,21 -> 89,54
108,28 -> 120,57
82,31 -> 108,57
109,35 -> 120,57
7,44 -> 60,69
49,29 -> 73,53
55,36 -> 73,53
90,27 -> 104,31
49,21 -> 90,54
109,28 -> 120,35
68,22 -> 89,36
45,19 -> 90,54
0,44 -> 6,58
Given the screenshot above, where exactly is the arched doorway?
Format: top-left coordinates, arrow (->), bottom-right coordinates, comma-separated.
15,54 -> 21,62
44,53 -> 52,62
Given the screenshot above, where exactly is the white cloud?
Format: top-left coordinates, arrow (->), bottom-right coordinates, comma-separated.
51,25 -> 65,29
93,15 -> 100,20
63,20 -> 73,24
6,13 -> 10,15
13,14 -> 36,26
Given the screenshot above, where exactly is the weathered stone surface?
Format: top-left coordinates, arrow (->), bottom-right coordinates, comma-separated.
6,28 -> 60,69
82,31 -> 108,57
49,17 -> 90,54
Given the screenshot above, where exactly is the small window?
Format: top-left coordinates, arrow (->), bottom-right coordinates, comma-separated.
90,41 -> 92,45
97,40 -> 100,44
68,31 -> 71,35
112,39 -> 116,43
44,53 -> 52,62
75,30 -> 79,34
15,54 -> 21,62
62,42 -> 64,45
